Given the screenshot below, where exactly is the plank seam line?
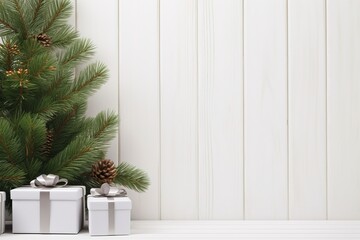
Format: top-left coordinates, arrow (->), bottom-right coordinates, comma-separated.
158,0 -> 162,220
324,0 -> 329,220
286,0 -> 290,221
242,0 -> 246,220
117,0 -> 120,166
196,0 -> 200,221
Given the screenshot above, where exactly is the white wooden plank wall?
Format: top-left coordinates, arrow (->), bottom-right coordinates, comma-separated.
160,0 -> 198,220
327,0 -> 360,220
244,0 -> 288,220
119,0 -> 160,220
74,0 -> 360,220
288,0 -> 327,220
198,0 -> 243,220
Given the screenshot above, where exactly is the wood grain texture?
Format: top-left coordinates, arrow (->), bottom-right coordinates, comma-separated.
69,0 -> 76,26
160,0 -> 198,219
76,0 -> 119,162
119,0 -> 160,220
198,0 -> 244,220
288,0 -> 327,220
244,0 -> 288,220
67,0 -> 360,221
327,0 -> 360,219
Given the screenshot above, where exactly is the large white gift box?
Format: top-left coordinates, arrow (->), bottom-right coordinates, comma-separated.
0,191 -> 5,234
88,195 -> 132,236
11,186 -> 85,234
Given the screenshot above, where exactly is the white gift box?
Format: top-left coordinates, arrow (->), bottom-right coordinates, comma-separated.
11,186 -> 85,234
87,195 -> 132,236
0,191 -> 5,234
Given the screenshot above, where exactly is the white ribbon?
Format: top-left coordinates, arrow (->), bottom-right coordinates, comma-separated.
90,183 -> 127,197
29,174 -> 67,232
30,174 -> 68,188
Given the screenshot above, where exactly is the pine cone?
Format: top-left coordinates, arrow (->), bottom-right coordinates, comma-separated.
36,33 -> 52,47
6,43 -> 20,55
41,129 -> 54,157
91,159 -> 117,184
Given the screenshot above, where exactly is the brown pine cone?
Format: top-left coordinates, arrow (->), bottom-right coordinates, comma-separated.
91,159 -> 117,184
36,33 -> 52,47
6,43 -> 20,55
41,129 -> 54,158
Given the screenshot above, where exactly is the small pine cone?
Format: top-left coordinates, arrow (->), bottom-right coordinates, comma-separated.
91,159 -> 117,184
48,66 -> 57,71
36,33 -> 52,47
41,129 -> 54,157
7,44 -> 20,55
5,70 -> 14,76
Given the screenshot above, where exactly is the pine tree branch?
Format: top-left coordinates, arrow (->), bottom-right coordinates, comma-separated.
86,111 -> 118,144
36,64 -> 107,118
114,162 -> 150,192
56,145 -> 93,176
0,162 -> 26,187
60,39 -> 94,66
0,137 -> 15,164
0,174 -> 24,182
32,0 -> 44,22
34,102 -> 64,119
44,112 -> 117,179
0,118 -> 21,165
39,41 -> 95,110
18,114 -> 46,166
30,55 -> 53,78
42,0 -> 70,33
53,105 -> 79,138
48,103 -> 88,158
63,63 -> 108,101
43,135 -> 99,180
12,0 -> 28,38
33,71 -> 73,117
49,25 -> 78,47
5,46 -> 13,71
0,18 -> 16,32
43,69 -> 72,98
66,72 -> 103,99
0,1 -> 17,35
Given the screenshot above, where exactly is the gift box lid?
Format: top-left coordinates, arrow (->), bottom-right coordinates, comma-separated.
11,186 -> 85,200
0,191 -> 5,202
87,196 -> 132,210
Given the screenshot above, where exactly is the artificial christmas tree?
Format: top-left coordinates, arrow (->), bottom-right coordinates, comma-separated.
0,0 -> 149,207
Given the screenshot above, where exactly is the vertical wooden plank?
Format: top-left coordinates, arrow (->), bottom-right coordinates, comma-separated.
198,0 -> 243,219
244,0 -> 288,219
327,0 -> 360,219
160,0 -> 198,219
288,0 -> 327,220
76,0 -> 119,162
119,0 -> 160,220
68,0 -> 76,26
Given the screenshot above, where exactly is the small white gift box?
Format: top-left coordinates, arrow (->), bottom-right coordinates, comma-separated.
11,186 -> 85,234
88,195 -> 132,236
0,191 -> 5,234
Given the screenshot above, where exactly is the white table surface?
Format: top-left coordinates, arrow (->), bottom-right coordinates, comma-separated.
2,220 -> 360,239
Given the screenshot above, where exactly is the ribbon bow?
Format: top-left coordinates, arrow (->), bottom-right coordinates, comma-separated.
30,174 -> 68,188
90,183 -> 127,197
